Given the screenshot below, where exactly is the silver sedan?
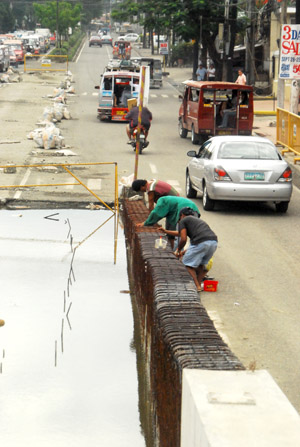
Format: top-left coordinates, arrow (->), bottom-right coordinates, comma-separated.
186,135 -> 293,212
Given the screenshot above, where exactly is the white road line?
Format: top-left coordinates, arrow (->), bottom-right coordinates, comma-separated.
82,92 -> 87,96
87,179 -> 102,190
151,94 -> 158,98
13,166 -> 32,199
161,94 -> 168,98
92,92 -> 98,96
206,310 -> 231,348
75,41 -> 86,63
149,163 -> 158,174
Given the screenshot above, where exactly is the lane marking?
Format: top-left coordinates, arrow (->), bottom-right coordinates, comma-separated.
87,179 -> 102,190
13,167 -> 32,199
82,92 -> 87,96
161,94 -> 168,98
92,92 -> 98,96
151,94 -> 158,98
149,163 -> 158,174
75,41 -> 86,63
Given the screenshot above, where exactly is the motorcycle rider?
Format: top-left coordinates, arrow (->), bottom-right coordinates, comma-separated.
125,105 -> 152,144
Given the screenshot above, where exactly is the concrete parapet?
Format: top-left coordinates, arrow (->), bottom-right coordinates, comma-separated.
181,369 -> 300,446
123,199 -> 244,447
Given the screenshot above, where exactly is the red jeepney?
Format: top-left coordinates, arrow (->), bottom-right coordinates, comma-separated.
112,40 -> 131,60
178,81 -> 254,144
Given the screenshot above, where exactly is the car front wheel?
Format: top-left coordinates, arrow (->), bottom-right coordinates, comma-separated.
186,171 -> 197,198
203,184 -> 215,210
275,201 -> 289,213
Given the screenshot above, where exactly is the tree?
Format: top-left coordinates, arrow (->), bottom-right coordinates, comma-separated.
0,1 -> 15,33
33,1 -> 82,46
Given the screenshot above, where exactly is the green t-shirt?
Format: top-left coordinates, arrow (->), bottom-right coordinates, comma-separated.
144,196 -> 199,228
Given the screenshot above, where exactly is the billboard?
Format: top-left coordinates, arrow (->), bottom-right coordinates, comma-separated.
279,24 -> 300,79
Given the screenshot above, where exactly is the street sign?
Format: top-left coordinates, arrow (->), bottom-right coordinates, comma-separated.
159,42 -> 168,55
279,24 -> 300,79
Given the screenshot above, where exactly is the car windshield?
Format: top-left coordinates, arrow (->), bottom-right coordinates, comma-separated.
217,142 -> 280,160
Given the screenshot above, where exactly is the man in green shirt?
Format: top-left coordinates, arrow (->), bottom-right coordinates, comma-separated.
136,196 -> 200,248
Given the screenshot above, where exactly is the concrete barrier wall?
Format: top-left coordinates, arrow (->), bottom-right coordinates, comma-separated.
123,199 -> 244,447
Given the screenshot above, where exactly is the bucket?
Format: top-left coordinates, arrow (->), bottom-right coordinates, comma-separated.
155,237 -> 167,249
203,280 -> 218,292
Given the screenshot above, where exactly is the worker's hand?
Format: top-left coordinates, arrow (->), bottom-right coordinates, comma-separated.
159,227 -> 167,233
136,222 -> 144,227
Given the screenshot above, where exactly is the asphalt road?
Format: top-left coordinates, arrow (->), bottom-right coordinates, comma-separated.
1,39 -> 300,414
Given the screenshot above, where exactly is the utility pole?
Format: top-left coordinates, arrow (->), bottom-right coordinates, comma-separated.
277,0 -> 287,109
245,0 -> 255,85
222,0 -> 230,81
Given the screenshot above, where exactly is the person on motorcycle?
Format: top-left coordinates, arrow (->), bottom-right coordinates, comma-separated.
125,105 -> 152,143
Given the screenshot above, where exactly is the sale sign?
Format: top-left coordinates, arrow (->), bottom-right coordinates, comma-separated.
279,24 -> 300,79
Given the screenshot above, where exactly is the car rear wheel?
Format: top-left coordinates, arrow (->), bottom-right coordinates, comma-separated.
203,184 -> 215,210
191,125 -> 199,145
178,118 -> 188,138
186,171 -> 197,198
275,201 -> 289,213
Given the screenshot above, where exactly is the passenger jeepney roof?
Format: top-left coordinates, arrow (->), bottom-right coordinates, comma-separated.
182,80 -> 253,90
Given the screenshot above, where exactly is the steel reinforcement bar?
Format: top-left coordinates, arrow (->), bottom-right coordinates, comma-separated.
122,199 -> 244,447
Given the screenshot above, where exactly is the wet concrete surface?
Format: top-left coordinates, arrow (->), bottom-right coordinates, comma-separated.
0,209 -> 145,446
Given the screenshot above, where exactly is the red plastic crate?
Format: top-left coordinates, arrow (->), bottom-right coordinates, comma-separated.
203,280 -> 218,292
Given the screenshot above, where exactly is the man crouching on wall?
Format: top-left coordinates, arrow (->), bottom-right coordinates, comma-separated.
160,207 -> 218,292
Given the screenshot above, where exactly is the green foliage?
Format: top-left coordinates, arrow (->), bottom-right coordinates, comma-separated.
170,42 -> 194,65
50,29 -> 85,61
33,1 -> 82,35
0,1 -> 15,33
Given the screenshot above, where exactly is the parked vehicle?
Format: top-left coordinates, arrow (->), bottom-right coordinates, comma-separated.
8,47 -> 17,66
0,45 -> 10,72
179,81 -> 254,145
186,135 -> 292,212
132,57 -> 162,88
95,70 -> 144,121
112,40 -> 131,60
100,34 -> 113,46
49,33 -> 56,45
3,39 -> 24,63
124,33 -> 139,42
89,35 -> 102,47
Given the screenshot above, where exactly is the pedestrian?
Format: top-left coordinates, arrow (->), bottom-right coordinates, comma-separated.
235,68 -> 247,85
136,196 -> 200,248
160,207 -> 218,292
196,63 -> 207,81
207,63 -> 216,81
131,179 -> 179,211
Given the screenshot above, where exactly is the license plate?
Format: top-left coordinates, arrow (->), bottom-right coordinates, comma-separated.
244,172 -> 265,181
116,110 -> 125,116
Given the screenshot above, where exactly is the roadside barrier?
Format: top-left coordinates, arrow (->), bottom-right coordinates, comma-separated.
24,54 -> 68,72
122,198 -> 244,447
0,161 -> 118,213
277,107 -> 300,164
